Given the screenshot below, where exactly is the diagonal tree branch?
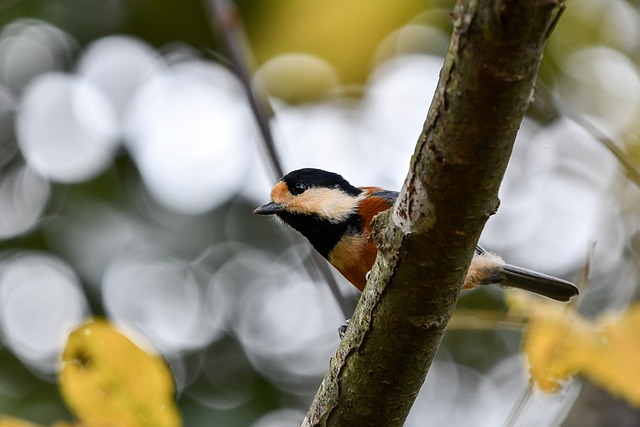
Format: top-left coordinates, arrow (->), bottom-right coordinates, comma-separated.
303,0 -> 565,426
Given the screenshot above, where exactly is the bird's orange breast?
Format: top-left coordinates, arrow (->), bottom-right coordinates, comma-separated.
328,233 -> 377,291
327,188 -> 395,291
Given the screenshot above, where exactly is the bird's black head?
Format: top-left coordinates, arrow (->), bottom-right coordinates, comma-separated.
253,168 -> 362,218
253,168 -> 364,257
280,168 -> 362,197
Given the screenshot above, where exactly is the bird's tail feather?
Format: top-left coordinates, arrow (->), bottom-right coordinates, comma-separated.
501,263 -> 579,302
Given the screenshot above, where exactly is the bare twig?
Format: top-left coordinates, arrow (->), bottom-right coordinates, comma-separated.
205,0 -> 282,178
203,0 -> 353,319
503,385 -> 534,427
448,310 -> 528,331
575,120 -> 640,189
532,81 -> 640,190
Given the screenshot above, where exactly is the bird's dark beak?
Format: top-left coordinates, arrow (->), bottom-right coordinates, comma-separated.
253,201 -> 284,215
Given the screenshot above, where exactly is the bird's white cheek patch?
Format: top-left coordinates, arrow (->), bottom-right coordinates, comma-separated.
286,188 -> 362,223
268,180 -> 361,222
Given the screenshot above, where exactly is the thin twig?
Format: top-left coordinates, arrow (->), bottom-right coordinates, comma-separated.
503,384 -> 534,427
203,0 -> 353,319
499,242 -> 594,427
532,80 -> 640,190
573,241 -> 596,310
447,309 -> 528,330
574,119 -> 640,190
205,0 -> 282,178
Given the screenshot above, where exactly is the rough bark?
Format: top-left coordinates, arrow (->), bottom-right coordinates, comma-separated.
303,0 -> 565,426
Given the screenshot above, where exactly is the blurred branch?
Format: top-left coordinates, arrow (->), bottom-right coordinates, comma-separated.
504,386 -> 535,427
574,119 -> 640,189
205,0 -> 281,178
531,81 -> 640,190
303,0 -> 565,426
203,0 -> 353,319
447,309 -> 528,331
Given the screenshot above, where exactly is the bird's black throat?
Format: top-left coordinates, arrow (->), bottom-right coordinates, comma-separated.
278,211 -> 362,259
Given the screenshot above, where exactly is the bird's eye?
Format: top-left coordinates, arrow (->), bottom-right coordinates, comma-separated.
292,182 -> 307,195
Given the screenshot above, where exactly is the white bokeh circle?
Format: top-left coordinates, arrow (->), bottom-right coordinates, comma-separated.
0,253 -> 88,372
124,61 -> 255,214
0,165 -> 50,239
78,35 -> 164,124
17,72 -> 120,182
102,251 -> 223,354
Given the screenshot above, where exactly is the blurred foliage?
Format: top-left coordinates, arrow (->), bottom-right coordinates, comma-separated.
243,0 -> 448,84
522,298 -> 640,406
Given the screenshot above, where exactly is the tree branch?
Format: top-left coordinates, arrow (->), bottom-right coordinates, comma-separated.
303,0 -> 565,426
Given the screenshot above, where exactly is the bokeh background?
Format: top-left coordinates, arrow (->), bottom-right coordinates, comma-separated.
1,0 -> 640,425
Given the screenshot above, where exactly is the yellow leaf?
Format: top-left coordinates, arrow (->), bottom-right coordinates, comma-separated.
523,303 -> 594,393
584,306 -> 640,405
59,319 -> 181,427
523,301 -> 640,406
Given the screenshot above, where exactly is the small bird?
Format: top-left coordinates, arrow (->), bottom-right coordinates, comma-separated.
254,168 -> 579,302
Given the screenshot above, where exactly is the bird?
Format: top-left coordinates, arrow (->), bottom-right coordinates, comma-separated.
253,168 -> 579,302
